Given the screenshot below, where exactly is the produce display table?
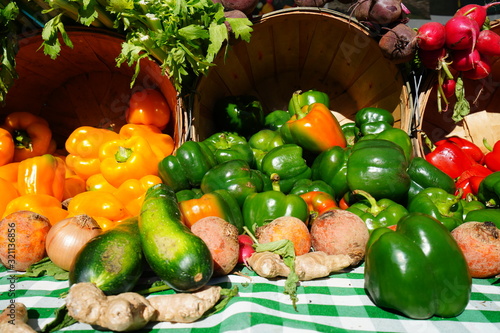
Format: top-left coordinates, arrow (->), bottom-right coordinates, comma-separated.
1,264 -> 499,332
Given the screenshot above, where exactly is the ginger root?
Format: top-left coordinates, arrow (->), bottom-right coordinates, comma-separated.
247,251 -> 355,281
0,302 -> 36,333
66,282 -> 222,331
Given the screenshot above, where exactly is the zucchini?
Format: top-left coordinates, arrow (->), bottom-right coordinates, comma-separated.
69,217 -> 144,295
139,183 -> 213,292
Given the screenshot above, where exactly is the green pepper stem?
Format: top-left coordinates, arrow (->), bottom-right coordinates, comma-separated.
352,189 -> 383,215
13,129 -> 33,151
422,132 -> 436,152
291,90 -> 307,119
483,138 -> 493,152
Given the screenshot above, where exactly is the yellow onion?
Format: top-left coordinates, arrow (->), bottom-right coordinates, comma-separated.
45,214 -> 102,271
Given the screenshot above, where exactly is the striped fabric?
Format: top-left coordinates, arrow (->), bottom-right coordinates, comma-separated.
1,265 -> 499,332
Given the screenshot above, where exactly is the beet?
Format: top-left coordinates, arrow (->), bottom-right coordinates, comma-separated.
353,0 -> 402,26
294,0 -> 332,6
378,23 -> 417,64
221,0 -> 259,15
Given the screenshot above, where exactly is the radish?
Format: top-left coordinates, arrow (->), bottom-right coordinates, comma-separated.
454,2 -> 500,28
417,22 -> 446,51
462,54 -> 491,80
450,48 -> 481,72
441,78 -> 456,98
418,47 -> 448,70
477,29 -> 500,57
445,15 -> 480,50
238,234 -> 255,264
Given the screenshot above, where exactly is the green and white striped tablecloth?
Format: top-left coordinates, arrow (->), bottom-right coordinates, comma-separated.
1,264 -> 499,332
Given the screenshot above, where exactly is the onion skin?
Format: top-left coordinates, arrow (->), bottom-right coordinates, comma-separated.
45,214 -> 102,271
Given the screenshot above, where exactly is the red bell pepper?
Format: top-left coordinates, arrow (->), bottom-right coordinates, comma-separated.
424,134 -> 476,179
455,164 -> 492,198
483,139 -> 500,172
435,136 -> 484,164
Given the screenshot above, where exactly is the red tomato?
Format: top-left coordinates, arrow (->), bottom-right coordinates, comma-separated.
126,89 -> 171,130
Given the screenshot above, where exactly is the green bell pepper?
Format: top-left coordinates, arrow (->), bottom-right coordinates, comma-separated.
354,107 -> 394,136
289,178 -> 335,197
213,95 -> 265,138
347,189 -> 408,232
464,208 -> 500,228
203,132 -> 255,166
264,110 -> 291,130
311,145 -> 351,201
373,128 -> 412,162
461,195 -> 486,220
364,212 -> 471,319
200,159 -> 271,207
346,139 -> 410,203
477,171 -> 500,207
158,140 -> 217,192
248,129 -> 285,170
287,89 -> 329,116
243,173 -> 309,233
407,187 -> 464,231
175,188 -> 203,202
341,122 -> 360,147
407,156 -> 456,203
260,144 -> 312,194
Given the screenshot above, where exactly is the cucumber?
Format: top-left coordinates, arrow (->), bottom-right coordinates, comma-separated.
139,183 -> 213,292
69,217 -> 144,295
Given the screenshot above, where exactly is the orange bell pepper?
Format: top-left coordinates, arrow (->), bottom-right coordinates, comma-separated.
0,128 -> 14,166
300,191 -> 338,224
99,136 -> 159,188
66,191 -> 132,230
2,194 -> 68,225
65,126 -> 120,180
119,124 -> 174,162
0,162 -> 19,184
1,112 -> 56,162
114,175 -> 162,216
0,177 -> 19,217
63,174 -> 87,201
125,89 -> 171,130
17,154 -> 66,201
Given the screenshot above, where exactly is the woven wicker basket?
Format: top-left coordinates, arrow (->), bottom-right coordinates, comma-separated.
191,8 -> 412,141
0,27 -> 183,150
413,21 -> 500,157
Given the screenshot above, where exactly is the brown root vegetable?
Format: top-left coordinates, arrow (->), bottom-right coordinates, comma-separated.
255,216 -> 311,256
0,303 -> 36,333
451,221 -> 500,278
247,251 -> 355,281
66,282 -> 222,331
294,0 -> 331,7
149,286 -> 222,323
310,209 -> 369,265
190,216 -> 239,276
378,23 -> 417,64
353,0 -> 402,26
0,210 -> 51,271
221,0 -> 259,15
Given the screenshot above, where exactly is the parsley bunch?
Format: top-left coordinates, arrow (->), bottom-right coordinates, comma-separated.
0,1 -> 19,104
41,0 -> 253,93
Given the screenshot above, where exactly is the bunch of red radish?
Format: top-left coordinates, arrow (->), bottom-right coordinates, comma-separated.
417,3 -> 500,110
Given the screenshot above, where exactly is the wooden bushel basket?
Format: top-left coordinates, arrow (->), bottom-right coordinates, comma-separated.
0,27 -> 183,150
192,8 -> 412,141
413,20 -> 500,157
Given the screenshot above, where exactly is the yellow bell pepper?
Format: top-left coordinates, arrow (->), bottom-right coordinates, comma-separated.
0,177 -> 19,217
0,128 -> 14,166
2,194 -> 68,225
65,126 -> 119,180
114,175 -> 162,216
119,124 -> 175,162
99,136 -> 159,188
1,112 -> 56,162
66,191 -> 132,230
17,154 -> 66,201
86,173 -> 117,192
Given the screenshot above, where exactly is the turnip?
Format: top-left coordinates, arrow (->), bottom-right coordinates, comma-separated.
417,21 -> 446,51
477,29 -> 500,57
445,15 -> 480,50
450,48 -> 481,72
454,2 -> 500,28
378,23 -> 417,64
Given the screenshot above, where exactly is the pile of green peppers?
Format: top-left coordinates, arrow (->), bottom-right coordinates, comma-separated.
156,91 -> 492,321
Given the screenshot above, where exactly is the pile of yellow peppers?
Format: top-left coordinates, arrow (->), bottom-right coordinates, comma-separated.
0,95 -> 174,230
